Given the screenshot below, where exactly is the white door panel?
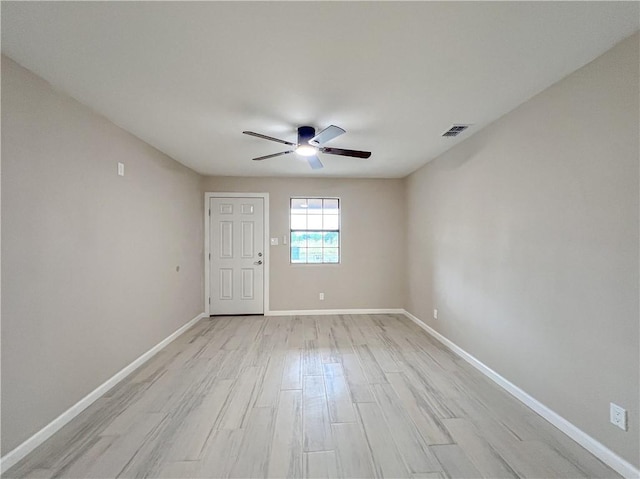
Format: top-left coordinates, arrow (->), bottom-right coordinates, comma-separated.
210,197 -> 264,314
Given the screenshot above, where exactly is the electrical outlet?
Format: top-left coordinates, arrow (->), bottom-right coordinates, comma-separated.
433,309 -> 438,320
319,293 -> 325,301
610,403 -> 627,431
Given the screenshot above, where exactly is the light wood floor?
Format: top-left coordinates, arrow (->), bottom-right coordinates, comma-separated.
4,314 -> 620,479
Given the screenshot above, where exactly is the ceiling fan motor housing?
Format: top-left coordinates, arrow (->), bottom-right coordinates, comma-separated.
297,126 -> 316,146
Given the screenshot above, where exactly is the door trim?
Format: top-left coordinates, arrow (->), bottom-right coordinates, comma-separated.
204,192 -> 270,316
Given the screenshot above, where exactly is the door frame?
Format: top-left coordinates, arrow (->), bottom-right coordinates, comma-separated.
204,192 -> 270,316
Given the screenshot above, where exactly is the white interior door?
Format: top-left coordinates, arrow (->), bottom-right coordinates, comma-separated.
210,197 -> 264,315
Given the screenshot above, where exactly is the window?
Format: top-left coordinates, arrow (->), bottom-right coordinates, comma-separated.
290,198 -> 340,264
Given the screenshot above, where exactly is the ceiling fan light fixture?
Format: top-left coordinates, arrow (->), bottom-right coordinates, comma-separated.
243,124 -> 371,169
296,145 -> 316,157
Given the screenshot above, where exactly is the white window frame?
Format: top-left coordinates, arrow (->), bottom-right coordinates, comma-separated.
289,196 -> 341,265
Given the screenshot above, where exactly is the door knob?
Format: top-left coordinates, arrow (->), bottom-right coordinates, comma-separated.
254,260 -> 263,265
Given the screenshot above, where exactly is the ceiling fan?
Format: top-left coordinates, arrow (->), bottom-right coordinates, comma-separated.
242,125 -> 371,170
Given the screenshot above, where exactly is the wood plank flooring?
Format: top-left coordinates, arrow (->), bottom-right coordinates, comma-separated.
3,314 -> 620,478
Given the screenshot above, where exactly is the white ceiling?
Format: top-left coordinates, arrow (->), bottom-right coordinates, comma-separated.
2,2 -> 638,178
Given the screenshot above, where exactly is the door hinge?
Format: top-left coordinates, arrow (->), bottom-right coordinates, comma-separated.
209,297 -> 211,304
208,209 -> 211,216
209,253 -> 211,260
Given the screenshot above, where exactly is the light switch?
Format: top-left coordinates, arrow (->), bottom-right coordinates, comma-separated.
117,162 -> 125,176
270,237 -> 279,246
283,235 -> 288,245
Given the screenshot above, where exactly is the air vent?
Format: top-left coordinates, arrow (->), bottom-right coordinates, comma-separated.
442,124 -> 470,137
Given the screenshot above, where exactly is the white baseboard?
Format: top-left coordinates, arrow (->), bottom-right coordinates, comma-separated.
402,310 -> 640,479
0,312 -> 206,474
266,308 -> 404,316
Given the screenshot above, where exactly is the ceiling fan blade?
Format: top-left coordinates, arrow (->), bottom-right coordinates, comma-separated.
243,131 -> 295,146
307,155 -> 324,170
320,147 -> 371,159
309,125 -> 345,146
252,150 -> 294,161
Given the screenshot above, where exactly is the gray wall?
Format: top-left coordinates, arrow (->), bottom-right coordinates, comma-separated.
201,177 -> 406,311
1,56 -> 204,454
405,33 -> 639,467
